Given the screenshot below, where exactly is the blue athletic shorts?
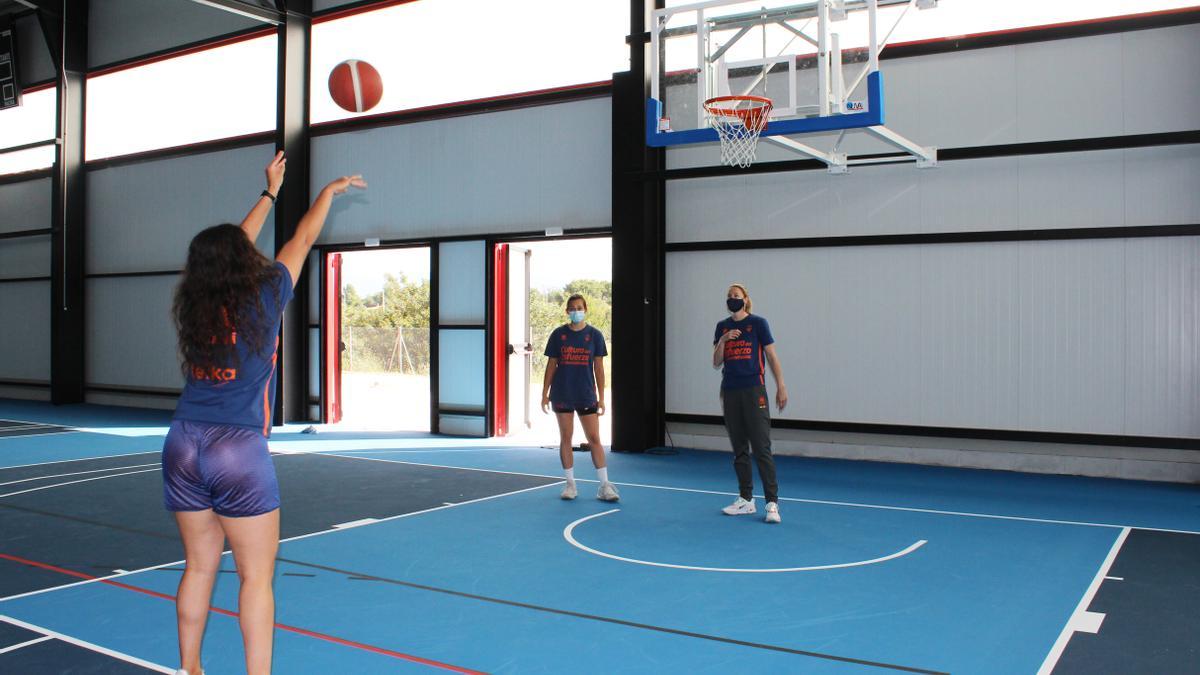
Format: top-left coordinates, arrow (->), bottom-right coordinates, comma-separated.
162,420 -> 280,518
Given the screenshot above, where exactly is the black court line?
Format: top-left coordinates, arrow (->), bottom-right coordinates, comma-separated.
275,556 -> 948,674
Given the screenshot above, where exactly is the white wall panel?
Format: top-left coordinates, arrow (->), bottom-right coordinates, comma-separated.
0,236 -> 49,278
1015,34 -> 1125,142
86,276 -> 183,390
438,330 -> 485,412
1017,150 -> 1125,230
1123,237 -> 1200,438
89,0 -> 263,67
311,99 -> 610,242
1124,144 -> 1200,227
87,144 -> 277,274
668,145 -> 1198,243
0,281 -> 50,381
0,178 -> 51,234
666,237 -> 1200,439
1122,24 -> 1200,136
1016,240 -> 1126,434
438,241 -> 485,325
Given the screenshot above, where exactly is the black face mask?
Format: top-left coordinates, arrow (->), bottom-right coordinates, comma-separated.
726,298 -> 745,313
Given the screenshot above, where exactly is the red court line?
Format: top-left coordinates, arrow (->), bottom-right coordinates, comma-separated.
0,553 -> 485,674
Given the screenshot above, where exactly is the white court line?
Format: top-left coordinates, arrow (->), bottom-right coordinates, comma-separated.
0,480 -> 562,603
564,508 -> 927,573
0,615 -> 174,673
0,469 -> 160,499
1036,526 -> 1130,675
0,451 -> 160,472
0,635 -> 52,654
0,463 -> 160,487
297,451 -> 1200,536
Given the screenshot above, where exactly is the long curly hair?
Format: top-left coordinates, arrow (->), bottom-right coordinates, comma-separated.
173,224 -> 280,376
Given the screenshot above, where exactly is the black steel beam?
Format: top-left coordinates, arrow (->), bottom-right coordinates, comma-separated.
185,0 -> 286,25
41,0 -> 85,404
273,0 -> 311,423
611,0 -> 666,454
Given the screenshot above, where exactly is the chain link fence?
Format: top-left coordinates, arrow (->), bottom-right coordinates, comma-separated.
341,326 -> 431,375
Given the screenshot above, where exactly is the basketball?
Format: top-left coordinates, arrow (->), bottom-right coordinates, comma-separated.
328,59 -> 383,113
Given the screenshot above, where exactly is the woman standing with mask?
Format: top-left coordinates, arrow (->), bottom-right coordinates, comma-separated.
713,283 -> 787,524
541,294 -> 619,502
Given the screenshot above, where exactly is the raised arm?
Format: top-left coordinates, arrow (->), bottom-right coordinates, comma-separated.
240,151 -> 286,242
276,175 -> 366,286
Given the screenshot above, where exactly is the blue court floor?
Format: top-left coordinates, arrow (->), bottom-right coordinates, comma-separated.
0,400 -> 1197,674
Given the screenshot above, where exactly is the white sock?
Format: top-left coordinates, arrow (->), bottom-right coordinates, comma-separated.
596,467 -> 609,484
564,468 -> 575,484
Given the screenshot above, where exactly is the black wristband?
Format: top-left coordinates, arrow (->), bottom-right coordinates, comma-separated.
261,189 -> 277,203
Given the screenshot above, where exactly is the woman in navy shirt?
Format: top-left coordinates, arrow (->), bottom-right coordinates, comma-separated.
713,283 -> 787,524
541,294 -> 619,502
164,151 -> 364,675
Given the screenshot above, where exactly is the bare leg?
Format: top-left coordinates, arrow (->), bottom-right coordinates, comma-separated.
556,412 -> 576,470
174,510 -> 226,675
218,509 -> 280,675
579,412 -> 605,469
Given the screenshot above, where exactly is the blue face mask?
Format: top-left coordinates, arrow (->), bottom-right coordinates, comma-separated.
568,310 -> 586,324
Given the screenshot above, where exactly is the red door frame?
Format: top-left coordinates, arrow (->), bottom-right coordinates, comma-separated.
322,252 -> 343,423
492,244 -> 509,436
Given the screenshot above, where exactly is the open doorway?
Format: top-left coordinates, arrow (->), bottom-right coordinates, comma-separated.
334,247 -> 431,431
495,237 -> 612,446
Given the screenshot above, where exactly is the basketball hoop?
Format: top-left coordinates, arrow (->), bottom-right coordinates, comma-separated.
704,95 -> 773,168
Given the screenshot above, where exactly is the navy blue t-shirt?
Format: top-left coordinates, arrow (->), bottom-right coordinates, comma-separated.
714,314 -> 775,390
545,324 -> 608,406
173,262 -> 294,436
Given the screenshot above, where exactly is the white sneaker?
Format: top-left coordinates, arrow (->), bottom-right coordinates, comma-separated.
597,482 -> 620,502
722,497 -> 756,515
764,502 -> 781,524
561,482 -> 578,500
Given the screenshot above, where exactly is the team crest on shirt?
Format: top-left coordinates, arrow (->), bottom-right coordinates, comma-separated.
561,334 -> 567,341
746,325 -> 753,332
585,334 -> 591,342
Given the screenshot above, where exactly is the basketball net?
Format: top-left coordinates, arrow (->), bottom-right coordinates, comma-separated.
705,96 -> 773,169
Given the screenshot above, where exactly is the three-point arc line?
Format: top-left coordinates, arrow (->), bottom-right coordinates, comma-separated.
563,509 -> 927,573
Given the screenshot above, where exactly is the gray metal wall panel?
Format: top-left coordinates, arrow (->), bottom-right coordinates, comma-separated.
1124,144 -> 1200,227
15,15 -> 55,84
1122,24 -> 1200,136
310,98 -> 611,243
86,276 -> 183,390
667,145 -> 1199,243
1123,237 -> 1200,438
86,144 -> 277,274
88,0 -> 263,68
1016,239 -> 1126,435
665,25 -> 1200,170
0,236 -> 49,278
0,177 -> 51,234
0,281 -> 50,381
666,238 -> 1200,439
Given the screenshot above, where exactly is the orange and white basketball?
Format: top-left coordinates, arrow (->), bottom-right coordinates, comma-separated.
328,59 -> 383,113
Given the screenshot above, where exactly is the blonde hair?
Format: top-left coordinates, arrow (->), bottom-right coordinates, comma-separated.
726,283 -> 752,313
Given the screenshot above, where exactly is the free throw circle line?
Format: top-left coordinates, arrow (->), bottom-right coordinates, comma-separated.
563,509 -> 927,573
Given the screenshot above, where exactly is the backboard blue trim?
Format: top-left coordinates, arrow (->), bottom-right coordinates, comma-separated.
647,71 -> 886,148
